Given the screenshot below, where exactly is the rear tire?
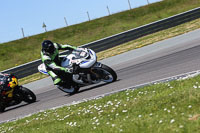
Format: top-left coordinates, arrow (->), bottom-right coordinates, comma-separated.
20,87 -> 36,103
57,85 -> 80,95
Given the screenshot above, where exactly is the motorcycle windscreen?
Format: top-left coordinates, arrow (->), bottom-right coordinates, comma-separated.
61,58 -> 71,67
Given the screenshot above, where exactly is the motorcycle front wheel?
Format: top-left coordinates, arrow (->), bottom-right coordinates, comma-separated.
20,87 -> 36,103
94,64 -> 117,83
0,103 -> 5,112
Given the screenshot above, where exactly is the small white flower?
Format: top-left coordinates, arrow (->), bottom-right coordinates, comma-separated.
188,105 -> 192,108
112,124 -> 115,127
117,102 -> 121,105
164,108 -> 167,111
104,105 -> 108,108
116,113 -> 119,116
179,125 -> 184,128
159,120 -> 163,123
138,115 -> 142,118
99,110 -> 103,113
149,113 -> 153,116
172,106 -> 175,109
168,110 -> 171,113
122,110 -> 127,113
106,122 -> 110,125
139,91 -> 143,94
193,85 -> 197,89
107,101 -> 113,105
170,119 -> 175,123
69,122 -> 73,126
188,114 -> 193,118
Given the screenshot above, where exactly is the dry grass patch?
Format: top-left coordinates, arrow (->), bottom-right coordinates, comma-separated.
189,114 -> 200,121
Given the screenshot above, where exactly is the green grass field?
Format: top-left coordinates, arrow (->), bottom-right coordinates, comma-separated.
1,73 -> 200,133
0,0 -> 200,71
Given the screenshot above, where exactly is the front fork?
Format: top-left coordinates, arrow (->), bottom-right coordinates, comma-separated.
93,62 -> 102,68
73,62 -> 102,84
91,62 -> 103,79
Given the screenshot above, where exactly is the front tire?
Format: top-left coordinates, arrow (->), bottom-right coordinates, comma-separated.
20,87 -> 36,103
93,64 -> 117,83
0,103 -> 5,112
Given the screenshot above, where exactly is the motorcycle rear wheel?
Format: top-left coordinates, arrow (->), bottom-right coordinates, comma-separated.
57,85 -> 80,95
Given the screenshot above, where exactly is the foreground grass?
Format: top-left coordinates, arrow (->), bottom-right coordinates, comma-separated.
1,74 -> 200,132
18,18 -> 200,85
1,0 -> 200,70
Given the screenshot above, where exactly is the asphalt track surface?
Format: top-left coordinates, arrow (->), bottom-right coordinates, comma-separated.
1,29 -> 200,123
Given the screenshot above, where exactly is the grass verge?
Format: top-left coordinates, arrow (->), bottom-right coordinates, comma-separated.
1,0 -> 200,70
19,18 -> 200,85
1,72 -> 200,132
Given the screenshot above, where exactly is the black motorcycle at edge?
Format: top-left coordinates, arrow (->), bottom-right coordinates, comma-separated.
0,85 -> 36,112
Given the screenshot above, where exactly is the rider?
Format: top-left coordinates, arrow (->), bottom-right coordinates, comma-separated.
41,40 -> 79,88
0,73 -> 18,99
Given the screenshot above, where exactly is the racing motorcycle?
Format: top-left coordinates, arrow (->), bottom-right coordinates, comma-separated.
38,48 -> 117,94
0,74 -> 36,112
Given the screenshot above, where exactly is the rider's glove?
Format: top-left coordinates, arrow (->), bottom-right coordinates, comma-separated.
68,68 -> 74,73
61,67 -> 73,74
